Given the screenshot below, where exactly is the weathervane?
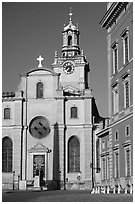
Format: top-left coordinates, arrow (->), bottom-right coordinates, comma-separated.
69,6 -> 73,22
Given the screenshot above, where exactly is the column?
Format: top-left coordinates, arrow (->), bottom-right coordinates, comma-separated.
59,125 -> 65,189
107,186 -> 110,194
19,127 -> 27,190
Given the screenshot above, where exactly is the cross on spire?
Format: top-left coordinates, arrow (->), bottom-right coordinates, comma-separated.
37,55 -> 44,68
69,6 -> 73,22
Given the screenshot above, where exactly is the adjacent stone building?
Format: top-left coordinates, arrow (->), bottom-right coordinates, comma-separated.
93,2 -> 133,193
2,11 -> 103,190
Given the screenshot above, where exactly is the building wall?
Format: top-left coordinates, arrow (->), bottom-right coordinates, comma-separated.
2,93 -> 23,189
111,116 -> 133,179
100,2 -> 133,189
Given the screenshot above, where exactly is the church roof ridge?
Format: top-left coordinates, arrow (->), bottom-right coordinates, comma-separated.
20,67 -> 60,77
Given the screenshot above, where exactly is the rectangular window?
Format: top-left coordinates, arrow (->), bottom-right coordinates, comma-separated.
121,29 -> 129,65
122,74 -> 130,109
111,42 -> 118,74
114,151 -> 119,178
71,107 -> 78,118
107,138 -> 109,148
124,36 -> 129,64
4,108 -> 10,119
114,48 -> 118,72
115,130 -> 119,141
124,80 -> 130,108
106,156 -> 110,180
125,125 -> 130,137
102,157 -> 106,180
102,140 -> 105,150
112,84 -> 119,115
125,148 -> 131,177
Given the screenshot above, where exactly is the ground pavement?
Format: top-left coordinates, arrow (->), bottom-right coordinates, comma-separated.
2,190 -> 133,202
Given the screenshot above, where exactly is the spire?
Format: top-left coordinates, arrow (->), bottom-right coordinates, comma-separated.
69,6 -> 73,23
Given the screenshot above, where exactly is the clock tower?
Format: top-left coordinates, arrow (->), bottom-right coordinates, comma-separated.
52,9 -> 90,93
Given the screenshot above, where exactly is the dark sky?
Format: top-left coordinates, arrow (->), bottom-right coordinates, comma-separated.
2,2 -> 108,117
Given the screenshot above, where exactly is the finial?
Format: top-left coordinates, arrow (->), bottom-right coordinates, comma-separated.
69,6 -> 73,22
37,55 -> 44,68
54,51 -> 58,58
81,50 -> 84,56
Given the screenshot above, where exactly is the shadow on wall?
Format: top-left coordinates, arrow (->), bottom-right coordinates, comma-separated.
53,122 -> 61,190
92,97 -> 105,123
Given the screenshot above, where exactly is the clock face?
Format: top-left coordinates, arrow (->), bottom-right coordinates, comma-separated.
29,116 -> 50,139
63,61 -> 74,74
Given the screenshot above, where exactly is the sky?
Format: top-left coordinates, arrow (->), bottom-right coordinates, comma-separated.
2,2 -> 108,117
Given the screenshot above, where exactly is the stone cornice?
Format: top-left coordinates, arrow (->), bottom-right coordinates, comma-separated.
96,128 -> 109,137
100,2 -> 128,29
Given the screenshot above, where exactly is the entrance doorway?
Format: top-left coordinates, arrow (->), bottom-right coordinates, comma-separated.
33,155 -> 45,186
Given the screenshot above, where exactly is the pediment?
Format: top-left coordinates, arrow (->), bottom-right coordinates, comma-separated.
63,85 -> 79,93
63,85 -> 82,96
28,143 -> 51,153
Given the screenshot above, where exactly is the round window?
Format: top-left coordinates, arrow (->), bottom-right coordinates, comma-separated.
29,116 -> 50,139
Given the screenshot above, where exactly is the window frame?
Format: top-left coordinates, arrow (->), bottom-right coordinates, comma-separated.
111,42 -> 118,74
68,136 -> 80,173
36,82 -> 43,99
107,138 -> 109,148
4,108 -> 10,119
123,75 -> 130,109
112,83 -> 119,115
68,35 -> 72,46
125,125 -> 130,137
106,155 -> 110,180
2,137 -> 13,172
101,156 -> 106,181
114,150 -> 119,179
70,106 -> 78,119
121,29 -> 129,65
124,146 -> 131,177
115,130 -> 119,141
102,140 -> 105,150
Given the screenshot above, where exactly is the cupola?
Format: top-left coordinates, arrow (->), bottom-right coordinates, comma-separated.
62,8 -> 80,58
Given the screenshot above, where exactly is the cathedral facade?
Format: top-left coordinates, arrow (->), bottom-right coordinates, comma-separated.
2,12 -> 103,190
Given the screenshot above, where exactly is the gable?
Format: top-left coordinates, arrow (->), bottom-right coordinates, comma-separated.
63,85 -> 79,93
28,143 -> 51,153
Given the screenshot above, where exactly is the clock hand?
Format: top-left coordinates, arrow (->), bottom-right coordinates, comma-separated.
43,126 -> 46,130
38,131 -> 42,135
34,127 -> 38,131
39,122 -> 43,126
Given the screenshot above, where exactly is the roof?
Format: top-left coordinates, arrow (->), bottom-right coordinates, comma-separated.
20,67 -> 60,77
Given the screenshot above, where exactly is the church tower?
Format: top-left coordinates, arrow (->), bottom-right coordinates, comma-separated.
51,9 -> 100,190
52,9 -> 90,93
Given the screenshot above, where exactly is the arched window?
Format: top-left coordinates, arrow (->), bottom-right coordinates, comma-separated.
2,137 -> 13,172
36,82 -> 43,98
68,35 -> 72,46
71,107 -> 77,118
68,136 -> 80,172
4,108 -> 10,119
